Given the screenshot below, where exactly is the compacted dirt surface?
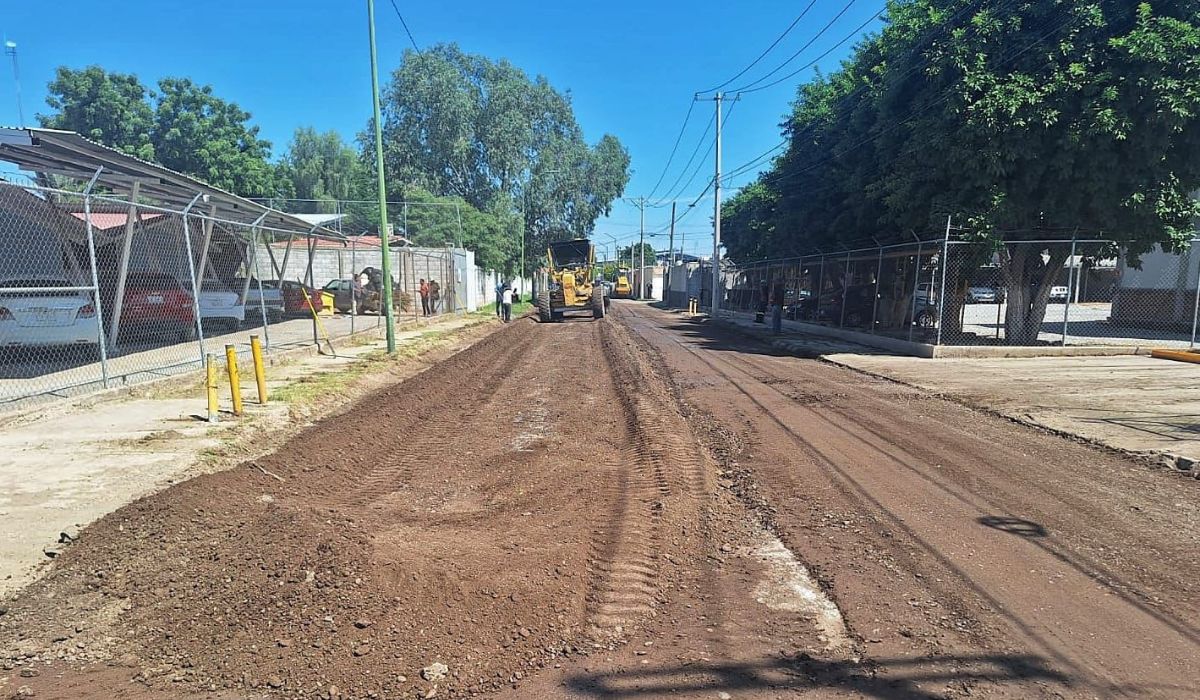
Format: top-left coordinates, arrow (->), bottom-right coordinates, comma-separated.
1,302 -> 1198,699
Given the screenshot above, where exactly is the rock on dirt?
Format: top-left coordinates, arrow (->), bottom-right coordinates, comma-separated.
421,661 -> 449,682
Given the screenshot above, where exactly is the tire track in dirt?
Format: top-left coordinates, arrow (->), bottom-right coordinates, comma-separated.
582,318 -> 710,639
620,305 -> 1200,698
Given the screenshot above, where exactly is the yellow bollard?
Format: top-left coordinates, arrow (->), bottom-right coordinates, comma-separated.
250,335 -> 268,404
225,344 -> 244,417
205,353 -> 219,423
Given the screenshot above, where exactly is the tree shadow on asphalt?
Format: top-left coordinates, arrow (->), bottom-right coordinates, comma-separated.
564,652 -> 1074,699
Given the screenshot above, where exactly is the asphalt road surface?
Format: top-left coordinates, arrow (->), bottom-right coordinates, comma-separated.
1,302 -> 1196,699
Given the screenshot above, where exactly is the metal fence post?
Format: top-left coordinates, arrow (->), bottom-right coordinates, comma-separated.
871,246 -> 884,334
350,235 -> 357,335
81,170 -> 111,388
1190,239 -> 1200,350
935,219 -> 952,347
909,242 -> 923,342
250,220 -> 271,352
1062,236 -> 1078,346
839,251 -> 851,327
180,193 -> 207,367
815,255 -> 825,323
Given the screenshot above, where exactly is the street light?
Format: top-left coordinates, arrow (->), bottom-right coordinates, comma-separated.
4,40 -> 23,128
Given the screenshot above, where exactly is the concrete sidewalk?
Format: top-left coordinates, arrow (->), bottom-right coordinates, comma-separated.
708,309 -> 1200,466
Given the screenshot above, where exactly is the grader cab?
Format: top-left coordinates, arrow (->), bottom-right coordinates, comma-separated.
536,239 -> 606,322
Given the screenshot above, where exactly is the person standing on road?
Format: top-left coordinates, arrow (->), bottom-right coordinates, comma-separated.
501,284 -> 513,323
419,278 -> 430,316
495,280 -> 504,317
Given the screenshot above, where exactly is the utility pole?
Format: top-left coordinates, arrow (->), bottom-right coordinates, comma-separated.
666,202 -> 676,304
711,92 -> 723,313
4,40 -> 23,128
366,0 -> 396,352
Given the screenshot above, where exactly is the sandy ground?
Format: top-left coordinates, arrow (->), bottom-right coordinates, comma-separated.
0,302 -> 1196,699
0,314 -> 489,596
828,353 -> 1200,462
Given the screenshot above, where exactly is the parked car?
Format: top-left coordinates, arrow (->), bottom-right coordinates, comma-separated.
236,278 -> 285,323
0,276 -> 101,353
107,271 -> 195,342
966,286 -> 1000,304
281,280 -> 323,316
198,281 -> 245,333
791,284 -> 877,327
1049,285 -> 1070,302
322,279 -> 356,314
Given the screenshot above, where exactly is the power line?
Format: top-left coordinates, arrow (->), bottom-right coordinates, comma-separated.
737,7 -> 887,95
388,0 -> 420,51
653,99 -> 739,208
730,0 -> 862,93
755,7 -> 1085,191
718,0 -> 1021,188
698,0 -> 820,94
645,101 -> 697,201
648,108 -> 716,207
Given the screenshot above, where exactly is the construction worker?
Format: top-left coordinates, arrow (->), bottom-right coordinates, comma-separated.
501,284 -> 513,323
419,278 -> 430,316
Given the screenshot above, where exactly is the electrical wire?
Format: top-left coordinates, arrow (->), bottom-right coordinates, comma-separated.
718,0 -> 1022,187
644,101 -> 697,201
757,7 -> 1085,191
647,109 -> 716,207
698,0 -> 821,94
730,0 -> 861,93
388,0 -> 420,52
736,7 -> 886,95
652,98 -> 739,208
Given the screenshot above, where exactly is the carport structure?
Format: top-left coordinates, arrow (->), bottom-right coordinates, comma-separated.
0,127 -> 347,404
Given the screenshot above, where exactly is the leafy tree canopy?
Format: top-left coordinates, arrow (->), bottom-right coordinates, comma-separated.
274,128 -> 367,212
374,44 -> 630,272
40,66 -> 280,198
721,0 -> 1200,342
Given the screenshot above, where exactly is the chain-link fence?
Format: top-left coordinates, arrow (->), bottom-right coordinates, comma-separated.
669,235 -> 1200,350
0,181 -> 482,411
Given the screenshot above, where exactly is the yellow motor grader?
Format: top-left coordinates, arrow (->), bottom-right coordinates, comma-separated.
536,239 -> 606,322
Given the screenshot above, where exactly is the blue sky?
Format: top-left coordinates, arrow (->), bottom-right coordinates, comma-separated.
0,0 -> 886,257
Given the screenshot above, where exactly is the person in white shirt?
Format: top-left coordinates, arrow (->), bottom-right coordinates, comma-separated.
501,285 -> 514,322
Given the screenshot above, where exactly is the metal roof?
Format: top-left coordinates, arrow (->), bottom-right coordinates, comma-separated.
0,127 -> 343,239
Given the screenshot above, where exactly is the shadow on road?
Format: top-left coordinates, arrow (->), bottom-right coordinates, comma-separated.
565,653 -> 1072,699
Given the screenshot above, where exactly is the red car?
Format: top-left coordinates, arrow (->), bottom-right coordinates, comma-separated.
106,271 -> 196,341
280,281 -> 324,316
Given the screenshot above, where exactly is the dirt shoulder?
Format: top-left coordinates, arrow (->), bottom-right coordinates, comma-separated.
0,314 -> 496,597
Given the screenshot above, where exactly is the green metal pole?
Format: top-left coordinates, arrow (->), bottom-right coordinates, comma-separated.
367,0 -> 396,353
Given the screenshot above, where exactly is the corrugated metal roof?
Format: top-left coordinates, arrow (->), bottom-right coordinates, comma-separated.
0,127 -> 343,240
68,211 -> 165,230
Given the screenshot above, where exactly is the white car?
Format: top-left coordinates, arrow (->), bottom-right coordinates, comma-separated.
198,281 -> 245,333
1049,286 -> 1070,302
236,278 -> 284,323
0,277 -> 101,352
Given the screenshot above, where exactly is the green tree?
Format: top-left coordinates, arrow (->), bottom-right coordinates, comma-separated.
723,0 -> 1200,342
374,44 -> 630,272
275,128 -> 366,214
40,67 -> 280,198
151,78 -> 277,198
39,66 -> 155,161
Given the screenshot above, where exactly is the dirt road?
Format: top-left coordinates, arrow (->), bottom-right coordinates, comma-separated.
1,303 -> 1197,699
